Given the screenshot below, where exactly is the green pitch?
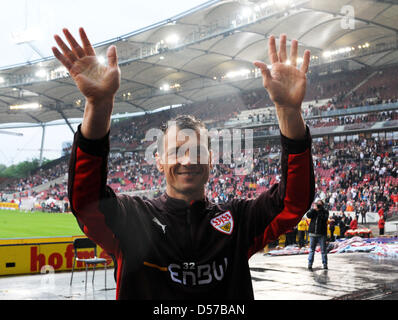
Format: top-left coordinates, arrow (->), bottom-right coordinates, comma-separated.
0,210 -> 84,239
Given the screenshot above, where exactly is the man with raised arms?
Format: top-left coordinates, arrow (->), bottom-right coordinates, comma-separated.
52,28 -> 315,299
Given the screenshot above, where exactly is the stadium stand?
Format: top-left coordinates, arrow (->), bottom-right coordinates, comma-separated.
1,65 -> 397,218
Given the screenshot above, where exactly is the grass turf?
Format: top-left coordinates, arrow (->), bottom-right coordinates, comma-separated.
0,209 -> 84,239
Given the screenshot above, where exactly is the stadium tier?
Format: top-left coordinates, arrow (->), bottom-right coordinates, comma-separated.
0,72 -> 397,218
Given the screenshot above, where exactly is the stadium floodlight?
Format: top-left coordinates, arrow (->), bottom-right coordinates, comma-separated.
50,66 -> 69,80
323,46 -> 353,59
35,69 -> 48,78
225,69 -> 251,79
160,83 -> 181,91
165,34 -> 179,45
241,7 -> 253,18
97,56 -> 106,65
160,84 -> 170,91
0,77 -> 4,84
9,103 -> 42,111
159,56 -> 165,60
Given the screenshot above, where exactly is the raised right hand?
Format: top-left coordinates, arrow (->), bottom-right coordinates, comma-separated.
52,28 -> 121,139
52,27 -> 120,105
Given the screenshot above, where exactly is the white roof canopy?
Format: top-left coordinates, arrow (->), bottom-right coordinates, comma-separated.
0,0 -> 397,126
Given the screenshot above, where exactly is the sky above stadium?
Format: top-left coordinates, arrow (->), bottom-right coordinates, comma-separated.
0,0 -> 209,67
0,0 -> 209,166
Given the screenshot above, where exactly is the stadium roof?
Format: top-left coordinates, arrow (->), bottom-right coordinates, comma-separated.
1,0 -> 398,127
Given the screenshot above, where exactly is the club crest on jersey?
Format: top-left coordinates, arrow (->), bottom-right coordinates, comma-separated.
210,211 -> 234,235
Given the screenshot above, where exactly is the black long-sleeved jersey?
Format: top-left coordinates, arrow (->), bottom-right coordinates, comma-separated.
68,125 -> 315,300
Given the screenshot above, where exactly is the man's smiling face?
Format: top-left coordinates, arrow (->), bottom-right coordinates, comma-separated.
156,124 -> 212,201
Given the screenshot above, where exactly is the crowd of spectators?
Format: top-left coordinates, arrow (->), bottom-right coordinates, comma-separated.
304,65 -> 398,116
1,129 -> 397,218
312,137 -> 397,218
79,63 -> 398,151
31,133 -> 396,218
0,161 -> 68,196
306,110 -> 398,128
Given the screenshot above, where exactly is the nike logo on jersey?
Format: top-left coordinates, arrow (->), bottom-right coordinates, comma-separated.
210,211 -> 234,235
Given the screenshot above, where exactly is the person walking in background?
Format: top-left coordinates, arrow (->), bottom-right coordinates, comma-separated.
360,205 -> 367,225
328,214 -> 336,242
307,200 -> 329,270
378,216 -> 385,236
345,213 -> 352,226
334,212 -> 341,237
378,206 -> 385,220
338,212 -> 346,239
298,218 -> 308,247
285,226 -> 298,247
354,205 -> 360,222
304,216 -> 310,244
343,213 -> 352,237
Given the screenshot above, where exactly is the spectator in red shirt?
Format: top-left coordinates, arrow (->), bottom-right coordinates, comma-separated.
378,207 -> 384,219
350,217 -> 358,230
378,216 -> 385,236
391,193 -> 398,204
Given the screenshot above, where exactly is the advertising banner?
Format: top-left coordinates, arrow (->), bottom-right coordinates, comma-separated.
0,236 -> 113,276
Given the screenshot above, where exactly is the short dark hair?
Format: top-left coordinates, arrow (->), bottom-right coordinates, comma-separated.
157,115 -> 209,156
160,115 -> 206,134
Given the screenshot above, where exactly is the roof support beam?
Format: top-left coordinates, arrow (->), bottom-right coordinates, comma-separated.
0,92 -> 30,103
27,113 -> 43,124
56,103 -> 75,135
349,58 -> 369,67
39,125 -> 46,166
0,97 -> 10,106
118,99 -> 148,113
